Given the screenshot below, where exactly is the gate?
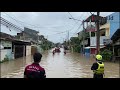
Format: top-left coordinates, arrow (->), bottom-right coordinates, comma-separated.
14,45 -> 24,59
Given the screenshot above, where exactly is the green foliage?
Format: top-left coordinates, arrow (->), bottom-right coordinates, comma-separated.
70,37 -> 81,53
70,37 -> 80,45
100,49 -> 113,61
78,31 -> 89,41
73,45 -> 81,53
41,40 -> 53,50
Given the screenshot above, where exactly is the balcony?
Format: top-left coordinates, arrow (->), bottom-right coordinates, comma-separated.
90,36 -> 108,46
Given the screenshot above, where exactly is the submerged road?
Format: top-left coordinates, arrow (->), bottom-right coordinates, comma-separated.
1,48 -> 119,78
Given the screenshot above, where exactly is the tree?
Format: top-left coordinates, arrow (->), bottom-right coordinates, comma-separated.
78,30 -> 89,41
70,37 -> 81,53
70,37 -> 81,45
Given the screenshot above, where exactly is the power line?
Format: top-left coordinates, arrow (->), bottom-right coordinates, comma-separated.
2,12 -> 72,29
70,23 -> 83,37
47,30 -> 68,36
2,12 -> 99,42
2,12 -> 45,29
67,12 -> 78,24
47,21 -> 81,38
68,12 -> 75,19
1,16 -> 38,40
45,18 -> 81,37
77,12 -> 86,21
90,12 -> 96,15
2,12 -> 83,39
2,13 -> 80,39
69,13 -> 88,36
3,12 -> 81,32
69,12 -> 93,38
2,12 -> 25,28
1,17 -> 23,32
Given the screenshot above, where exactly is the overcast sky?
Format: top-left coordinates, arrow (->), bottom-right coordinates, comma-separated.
1,12 -> 114,43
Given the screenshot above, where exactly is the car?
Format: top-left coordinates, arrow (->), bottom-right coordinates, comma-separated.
55,47 -> 61,53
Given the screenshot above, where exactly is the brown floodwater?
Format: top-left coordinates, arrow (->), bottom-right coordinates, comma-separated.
1,48 -> 119,78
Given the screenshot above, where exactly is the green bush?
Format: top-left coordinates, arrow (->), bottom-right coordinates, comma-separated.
100,49 -> 112,61
73,45 -> 81,53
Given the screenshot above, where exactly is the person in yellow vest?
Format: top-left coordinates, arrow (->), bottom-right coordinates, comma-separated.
91,54 -> 105,78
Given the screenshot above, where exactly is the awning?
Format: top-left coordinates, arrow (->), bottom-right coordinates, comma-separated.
100,23 -> 110,29
111,29 -> 120,42
12,39 -> 31,45
84,46 -> 105,49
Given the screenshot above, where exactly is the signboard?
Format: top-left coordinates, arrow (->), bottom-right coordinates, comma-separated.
103,39 -> 112,45
85,28 -> 96,32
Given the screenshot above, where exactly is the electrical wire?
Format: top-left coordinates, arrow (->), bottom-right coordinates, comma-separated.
69,12 -> 93,38
2,12 -> 72,29
2,12 -> 83,40
67,12 -> 79,24
2,12 -> 105,43
1,13 -> 79,41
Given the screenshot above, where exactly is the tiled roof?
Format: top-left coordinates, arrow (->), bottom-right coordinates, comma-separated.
0,32 -> 15,40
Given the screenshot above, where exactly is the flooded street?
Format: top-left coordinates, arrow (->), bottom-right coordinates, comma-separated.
1,48 -> 119,78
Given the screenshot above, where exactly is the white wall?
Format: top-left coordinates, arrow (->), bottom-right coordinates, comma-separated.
90,36 -> 107,46
0,49 -> 14,62
26,46 -> 31,56
0,49 -> 7,62
0,40 -> 12,48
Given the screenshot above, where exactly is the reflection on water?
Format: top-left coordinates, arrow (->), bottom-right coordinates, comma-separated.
1,48 -> 119,78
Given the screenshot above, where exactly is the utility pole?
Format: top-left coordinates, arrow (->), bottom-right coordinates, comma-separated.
46,35 -> 48,50
83,20 -> 85,55
96,12 -> 100,54
68,30 -> 69,46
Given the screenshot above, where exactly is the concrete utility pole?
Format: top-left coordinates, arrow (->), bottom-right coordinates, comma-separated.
68,30 -> 70,46
96,12 -> 100,54
46,35 -> 48,50
83,20 -> 85,55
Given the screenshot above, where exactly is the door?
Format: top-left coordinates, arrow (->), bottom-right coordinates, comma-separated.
15,45 -> 24,59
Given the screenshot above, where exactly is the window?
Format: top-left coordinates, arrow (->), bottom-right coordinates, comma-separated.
91,32 -> 95,37
100,29 -> 106,36
4,47 -> 11,49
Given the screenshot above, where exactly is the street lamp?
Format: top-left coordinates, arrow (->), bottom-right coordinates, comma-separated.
69,18 -> 82,21
69,17 -> 85,55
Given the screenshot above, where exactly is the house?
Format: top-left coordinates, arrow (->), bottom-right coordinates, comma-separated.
83,15 -> 107,55
0,32 -> 14,62
0,17 -> 31,62
0,32 -> 31,62
111,28 -> 120,56
77,30 -> 90,54
107,12 -> 120,39
15,27 -> 40,45
16,28 -> 45,54
82,12 -> 120,56
12,39 -> 31,59
102,12 -> 120,58
24,27 -> 39,43
101,12 -> 120,45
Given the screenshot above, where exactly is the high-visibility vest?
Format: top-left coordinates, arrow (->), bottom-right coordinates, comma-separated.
93,62 -> 104,74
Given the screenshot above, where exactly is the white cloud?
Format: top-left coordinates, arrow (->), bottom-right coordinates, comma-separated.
1,12 -> 114,43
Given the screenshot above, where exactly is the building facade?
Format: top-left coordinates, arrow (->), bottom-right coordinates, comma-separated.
0,17 -> 31,62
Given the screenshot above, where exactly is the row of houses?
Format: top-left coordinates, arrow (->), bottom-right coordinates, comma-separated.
77,12 -> 120,57
0,17 -> 47,62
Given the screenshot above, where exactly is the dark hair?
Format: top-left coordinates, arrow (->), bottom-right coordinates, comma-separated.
33,52 -> 42,62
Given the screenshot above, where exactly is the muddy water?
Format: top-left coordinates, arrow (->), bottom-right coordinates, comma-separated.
0,48 -> 119,78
